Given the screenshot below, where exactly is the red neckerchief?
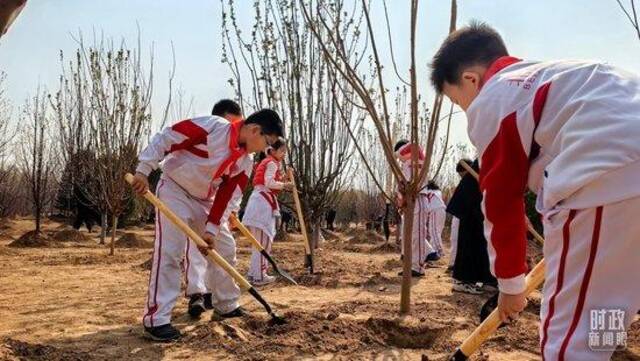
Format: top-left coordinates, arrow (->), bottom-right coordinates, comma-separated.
481,56 -> 522,85
213,120 -> 245,180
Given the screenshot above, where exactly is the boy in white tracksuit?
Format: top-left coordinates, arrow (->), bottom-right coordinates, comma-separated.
242,139 -> 293,285
395,141 -> 437,277
130,107 -> 284,342
180,101 -> 245,316
432,23 -> 640,360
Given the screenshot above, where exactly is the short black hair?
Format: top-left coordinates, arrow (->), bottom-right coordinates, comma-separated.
394,139 -> 409,152
212,99 -> 242,117
245,108 -> 284,137
427,180 -> 440,190
456,158 -> 479,173
255,138 -> 286,162
430,21 -> 508,93
268,137 -> 287,152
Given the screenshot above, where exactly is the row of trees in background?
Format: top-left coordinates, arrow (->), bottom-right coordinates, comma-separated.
221,0 -> 366,249
220,0 -> 458,313
0,0 -> 636,315
0,33 -> 169,255
51,33 -> 156,254
0,72 -> 25,218
297,0 -> 458,313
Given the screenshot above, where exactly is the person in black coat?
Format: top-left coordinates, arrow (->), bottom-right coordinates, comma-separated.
446,159 -> 497,294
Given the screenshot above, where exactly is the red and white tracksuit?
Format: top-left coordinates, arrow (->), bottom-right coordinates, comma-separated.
426,189 -> 446,257
467,56 -> 640,360
242,156 -> 285,281
396,144 -> 436,272
136,116 -> 252,328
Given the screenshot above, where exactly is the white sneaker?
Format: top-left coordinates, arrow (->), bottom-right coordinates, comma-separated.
452,282 -> 484,295
252,274 -> 276,286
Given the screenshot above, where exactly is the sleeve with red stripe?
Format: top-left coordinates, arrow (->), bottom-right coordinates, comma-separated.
205,172 -> 249,235
480,111 -> 529,295
136,118 -> 210,176
264,161 -> 285,190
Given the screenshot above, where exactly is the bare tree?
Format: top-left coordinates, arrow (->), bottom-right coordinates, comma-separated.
300,0 -> 458,313
221,0 -> 366,252
50,46 -> 97,226
88,37 -> 155,255
18,89 -> 57,236
0,71 -> 21,218
616,0 -> 640,41
0,72 -> 11,154
53,32 -> 156,254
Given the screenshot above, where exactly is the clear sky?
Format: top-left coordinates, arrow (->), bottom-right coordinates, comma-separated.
1,0 -> 639,149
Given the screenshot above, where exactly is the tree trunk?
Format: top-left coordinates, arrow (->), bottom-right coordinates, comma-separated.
34,204 -> 41,236
400,193 -> 416,314
110,214 -> 117,256
395,209 -> 402,246
311,222 -> 324,250
100,212 -> 107,245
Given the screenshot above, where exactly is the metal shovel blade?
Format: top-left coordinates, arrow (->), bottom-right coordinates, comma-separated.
260,250 -> 298,285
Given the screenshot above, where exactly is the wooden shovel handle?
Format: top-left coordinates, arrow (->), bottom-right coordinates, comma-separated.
229,213 -> 265,251
457,259 -> 546,356
125,173 -> 252,291
287,168 -> 312,255
454,160 -> 547,358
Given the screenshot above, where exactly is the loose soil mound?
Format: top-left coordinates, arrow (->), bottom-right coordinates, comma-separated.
356,272 -> 397,288
8,231 -> 53,248
342,227 -> 359,237
0,338 -> 96,361
321,229 -> 342,241
182,309 -> 449,360
347,230 -> 385,244
273,230 -> 291,242
143,224 -> 155,231
371,242 -> 398,253
51,229 -> 92,243
383,258 -> 402,270
115,233 -> 153,248
37,252 -> 146,266
139,257 -> 153,270
0,220 -> 12,238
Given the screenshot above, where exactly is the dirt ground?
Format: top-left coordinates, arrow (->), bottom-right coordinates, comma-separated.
0,217 -> 638,361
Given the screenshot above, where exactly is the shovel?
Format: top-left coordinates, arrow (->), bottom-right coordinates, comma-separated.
449,161 -> 547,359
287,168 -> 314,274
229,214 -> 298,285
125,173 -> 286,325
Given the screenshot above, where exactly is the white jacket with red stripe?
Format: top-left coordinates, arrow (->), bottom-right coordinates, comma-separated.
136,115 -> 253,236
252,156 -> 285,193
396,143 -> 430,196
467,56 -> 640,294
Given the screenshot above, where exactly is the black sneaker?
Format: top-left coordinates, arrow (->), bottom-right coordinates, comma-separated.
188,294 -> 206,318
425,252 -> 440,262
398,270 -> 425,278
203,293 -> 213,310
144,323 -> 181,342
213,306 -> 247,320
